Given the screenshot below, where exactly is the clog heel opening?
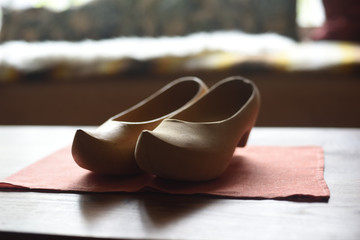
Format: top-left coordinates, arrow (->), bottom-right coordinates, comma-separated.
175,79 -> 254,122
114,80 -> 202,122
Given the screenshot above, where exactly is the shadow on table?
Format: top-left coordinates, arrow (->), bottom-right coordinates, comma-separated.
138,193 -> 215,227
78,192 -> 215,229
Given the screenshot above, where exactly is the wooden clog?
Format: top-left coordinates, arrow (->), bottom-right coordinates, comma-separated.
135,76 -> 260,181
72,77 -> 208,175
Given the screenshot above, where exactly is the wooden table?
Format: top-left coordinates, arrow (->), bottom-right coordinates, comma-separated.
0,126 -> 359,240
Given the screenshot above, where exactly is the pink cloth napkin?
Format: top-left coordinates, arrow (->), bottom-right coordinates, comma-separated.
0,145 -> 330,201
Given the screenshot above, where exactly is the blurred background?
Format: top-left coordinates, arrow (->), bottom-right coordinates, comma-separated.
0,0 -> 359,127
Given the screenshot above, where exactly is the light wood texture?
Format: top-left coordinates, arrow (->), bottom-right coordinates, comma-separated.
0,126 -> 360,240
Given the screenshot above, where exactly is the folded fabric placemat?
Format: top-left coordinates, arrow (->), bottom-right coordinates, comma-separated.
0,146 -> 330,201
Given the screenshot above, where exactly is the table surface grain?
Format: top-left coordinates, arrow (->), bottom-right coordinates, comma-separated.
0,126 -> 359,240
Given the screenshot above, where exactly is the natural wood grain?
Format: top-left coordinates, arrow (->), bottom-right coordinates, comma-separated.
0,126 -> 359,240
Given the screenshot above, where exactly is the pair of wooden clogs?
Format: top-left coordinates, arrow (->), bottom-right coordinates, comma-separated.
72,76 -> 260,181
